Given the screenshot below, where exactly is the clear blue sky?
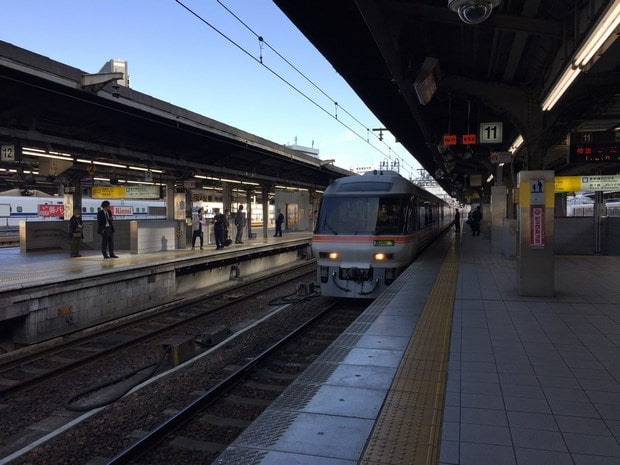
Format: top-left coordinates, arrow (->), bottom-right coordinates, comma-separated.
2,0 -> 422,178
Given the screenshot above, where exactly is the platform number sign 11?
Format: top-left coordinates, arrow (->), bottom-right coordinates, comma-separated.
480,122 -> 503,144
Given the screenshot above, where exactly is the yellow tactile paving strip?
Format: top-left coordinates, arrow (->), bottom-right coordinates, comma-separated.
360,240 -> 459,465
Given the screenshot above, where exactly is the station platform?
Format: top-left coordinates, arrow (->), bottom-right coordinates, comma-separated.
216,230 -> 620,465
0,231 -> 313,345
0,231 -> 312,293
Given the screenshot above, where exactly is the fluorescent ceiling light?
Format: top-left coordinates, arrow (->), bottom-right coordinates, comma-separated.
22,151 -> 74,161
124,179 -> 162,185
542,0 -> 620,111
573,0 -> 620,68
486,174 -> 494,182
128,166 -> 163,173
509,135 -> 524,154
23,146 -> 45,153
541,67 -> 581,111
23,148 -> 73,161
76,158 -> 127,169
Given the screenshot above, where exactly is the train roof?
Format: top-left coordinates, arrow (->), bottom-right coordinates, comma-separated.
324,170 -> 446,204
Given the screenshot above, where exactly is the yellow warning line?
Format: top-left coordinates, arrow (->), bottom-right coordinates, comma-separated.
360,241 -> 459,465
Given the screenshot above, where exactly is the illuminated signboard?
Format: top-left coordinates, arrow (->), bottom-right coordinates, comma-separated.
113,206 -> 134,216
555,175 -> 620,192
38,204 -> 64,217
569,131 -> 620,163
92,185 -> 160,199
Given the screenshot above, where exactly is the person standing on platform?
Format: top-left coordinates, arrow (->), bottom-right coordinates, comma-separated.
69,207 -> 83,257
191,207 -> 205,250
97,200 -> 117,259
234,204 -> 246,244
471,206 -> 482,236
212,208 -> 225,249
454,209 -> 461,232
274,208 -> 284,237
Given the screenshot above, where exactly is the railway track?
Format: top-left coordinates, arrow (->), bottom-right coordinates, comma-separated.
109,300 -> 365,465
0,269 -> 365,465
0,261 -> 317,397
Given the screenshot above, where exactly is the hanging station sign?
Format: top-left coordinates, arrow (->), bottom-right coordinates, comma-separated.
555,175 -> 620,192
479,122 -> 503,144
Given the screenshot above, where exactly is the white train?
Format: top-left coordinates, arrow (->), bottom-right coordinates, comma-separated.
0,195 -> 166,228
567,197 -> 620,217
312,170 -> 452,298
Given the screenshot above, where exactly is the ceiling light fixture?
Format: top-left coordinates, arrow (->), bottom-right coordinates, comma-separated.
541,67 -> 581,111
572,0 -> 620,68
128,166 -> 163,173
508,135 -> 524,154
541,0 -> 620,111
76,158 -> 127,169
22,147 -> 73,161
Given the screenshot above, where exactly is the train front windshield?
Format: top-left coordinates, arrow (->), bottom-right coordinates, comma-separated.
315,196 -> 404,235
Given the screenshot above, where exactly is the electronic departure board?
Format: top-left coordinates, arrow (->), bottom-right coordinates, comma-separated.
569,131 -> 620,163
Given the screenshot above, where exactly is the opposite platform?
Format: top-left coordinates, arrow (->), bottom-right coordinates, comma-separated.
0,231 -> 312,293
0,232 -> 312,345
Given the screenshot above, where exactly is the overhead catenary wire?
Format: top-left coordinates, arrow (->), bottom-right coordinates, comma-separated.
175,0 -> 421,179
215,0 -> 421,177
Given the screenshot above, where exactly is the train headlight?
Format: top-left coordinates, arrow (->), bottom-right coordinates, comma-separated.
374,252 -> 386,261
319,251 -> 339,260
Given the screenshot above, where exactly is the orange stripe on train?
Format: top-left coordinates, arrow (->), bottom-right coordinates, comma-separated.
312,234 -> 419,244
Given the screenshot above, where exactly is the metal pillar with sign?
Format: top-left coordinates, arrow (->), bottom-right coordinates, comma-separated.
517,171 -> 554,296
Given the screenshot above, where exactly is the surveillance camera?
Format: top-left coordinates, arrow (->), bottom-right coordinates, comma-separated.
448,0 -> 500,25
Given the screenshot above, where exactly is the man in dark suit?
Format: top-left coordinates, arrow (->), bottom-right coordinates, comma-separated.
97,200 -> 118,259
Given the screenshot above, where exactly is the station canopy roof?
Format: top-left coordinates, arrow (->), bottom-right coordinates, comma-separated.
274,0 -> 620,200
0,40 -> 352,196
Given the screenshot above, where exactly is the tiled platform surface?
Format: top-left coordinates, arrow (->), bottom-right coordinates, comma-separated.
442,232 -> 620,465
216,229 -> 620,465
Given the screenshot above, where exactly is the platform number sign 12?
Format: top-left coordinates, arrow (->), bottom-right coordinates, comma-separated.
1,144 -> 16,161
479,122 -> 503,144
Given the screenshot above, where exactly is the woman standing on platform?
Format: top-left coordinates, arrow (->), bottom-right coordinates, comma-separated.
69,207 -> 83,257
454,209 -> 461,232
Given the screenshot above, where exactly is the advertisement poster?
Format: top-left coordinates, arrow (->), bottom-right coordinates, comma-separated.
530,207 -> 545,248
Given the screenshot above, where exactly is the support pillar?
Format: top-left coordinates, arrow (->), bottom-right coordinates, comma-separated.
168,182 -> 187,249
222,182 -> 232,212
261,184 -> 270,239
246,188 -> 253,239
517,171 -> 554,296
490,186 -> 507,254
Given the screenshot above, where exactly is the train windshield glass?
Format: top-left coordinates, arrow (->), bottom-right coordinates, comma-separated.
316,196 -> 403,235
